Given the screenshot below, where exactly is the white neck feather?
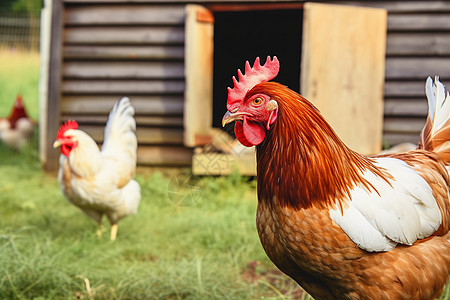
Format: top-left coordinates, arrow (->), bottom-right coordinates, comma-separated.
68,131 -> 103,178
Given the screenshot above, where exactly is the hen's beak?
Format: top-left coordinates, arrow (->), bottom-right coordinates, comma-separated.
222,111 -> 249,127
54,137 -> 73,148
53,140 -> 62,148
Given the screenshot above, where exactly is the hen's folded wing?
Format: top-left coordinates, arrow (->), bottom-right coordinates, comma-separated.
330,157 -> 442,252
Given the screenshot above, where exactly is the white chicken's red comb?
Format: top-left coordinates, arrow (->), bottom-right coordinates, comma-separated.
57,120 -> 79,140
227,56 -> 280,111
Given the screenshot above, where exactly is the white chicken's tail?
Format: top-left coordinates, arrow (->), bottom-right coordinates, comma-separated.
101,97 -> 138,167
418,77 -> 450,162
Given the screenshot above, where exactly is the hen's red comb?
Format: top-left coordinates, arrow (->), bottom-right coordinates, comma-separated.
227,56 -> 280,111
57,120 -> 79,140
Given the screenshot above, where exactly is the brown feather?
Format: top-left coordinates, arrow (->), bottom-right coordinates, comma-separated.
257,201 -> 450,299
419,116 -> 450,162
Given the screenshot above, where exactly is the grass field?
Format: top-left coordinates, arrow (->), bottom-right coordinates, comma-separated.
0,50 -> 449,299
0,49 -> 40,120
0,49 -> 303,299
0,142 -> 303,299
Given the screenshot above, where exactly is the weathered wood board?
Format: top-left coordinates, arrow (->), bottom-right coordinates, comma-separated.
65,5 -> 185,25
192,152 -> 256,176
387,33 -> 450,56
64,27 -> 185,44
138,146 -> 193,166
301,2 -> 387,155
64,45 -> 185,60
60,95 -> 184,115
184,4 -> 214,147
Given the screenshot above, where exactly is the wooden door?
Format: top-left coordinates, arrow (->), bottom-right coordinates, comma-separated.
184,4 -> 214,147
188,2 -> 387,175
301,3 -> 387,155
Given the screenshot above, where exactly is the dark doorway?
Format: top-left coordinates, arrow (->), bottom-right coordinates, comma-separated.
212,8 -> 303,128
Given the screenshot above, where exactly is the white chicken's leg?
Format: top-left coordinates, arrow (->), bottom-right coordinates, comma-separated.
110,224 -> 118,241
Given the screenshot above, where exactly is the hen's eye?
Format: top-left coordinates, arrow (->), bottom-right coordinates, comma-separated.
253,97 -> 263,105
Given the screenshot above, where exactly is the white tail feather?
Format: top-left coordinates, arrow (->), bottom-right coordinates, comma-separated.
101,97 -> 137,165
426,76 -> 450,136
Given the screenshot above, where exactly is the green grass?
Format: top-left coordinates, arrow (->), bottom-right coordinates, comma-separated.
0,49 -> 40,119
0,139 -> 302,299
0,49 -> 303,299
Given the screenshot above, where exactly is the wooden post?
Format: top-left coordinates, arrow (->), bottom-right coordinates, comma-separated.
42,0 -> 63,171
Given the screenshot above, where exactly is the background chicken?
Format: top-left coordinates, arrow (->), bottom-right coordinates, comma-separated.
222,56 -> 450,299
0,95 -> 36,150
53,97 -> 141,241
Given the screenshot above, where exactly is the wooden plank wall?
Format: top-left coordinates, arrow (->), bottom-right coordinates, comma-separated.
384,5 -> 450,146
60,3 -> 193,166
342,1 -> 450,146
51,0 -> 450,170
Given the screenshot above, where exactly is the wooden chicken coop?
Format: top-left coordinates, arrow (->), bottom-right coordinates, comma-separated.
40,0 -> 450,173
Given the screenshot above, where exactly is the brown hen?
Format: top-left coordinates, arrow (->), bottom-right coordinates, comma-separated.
223,57 -> 450,299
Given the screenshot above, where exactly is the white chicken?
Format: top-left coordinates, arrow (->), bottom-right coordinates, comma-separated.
53,97 -> 141,240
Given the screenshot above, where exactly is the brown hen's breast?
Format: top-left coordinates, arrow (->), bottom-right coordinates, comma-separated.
256,199 -> 450,300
